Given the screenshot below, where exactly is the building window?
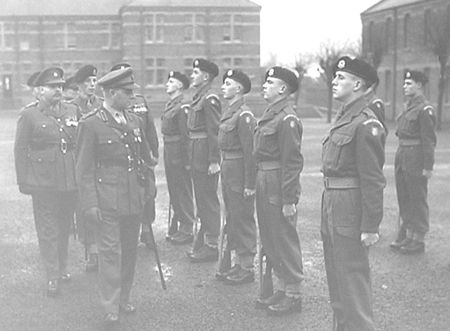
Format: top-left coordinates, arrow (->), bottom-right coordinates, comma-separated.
368,21 -> 374,53
145,14 -> 164,43
404,14 -> 410,48
145,58 -> 166,86
222,57 -> 243,69
184,58 -> 194,76
424,9 -> 431,45
424,67 -> 430,99
0,22 -> 15,50
385,18 -> 392,52
223,14 -> 243,43
101,22 -> 121,49
184,14 -> 205,43
56,22 -> 77,50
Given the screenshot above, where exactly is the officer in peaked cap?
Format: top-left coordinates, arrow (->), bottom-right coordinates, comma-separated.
26,71 -> 42,103
321,56 -> 386,331
216,69 -> 257,285
253,66 -> 304,315
187,58 -> 222,262
390,69 -> 436,255
14,66 -> 79,298
108,62 -> 160,249
162,71 -> 196,245
76,64 -> 152,328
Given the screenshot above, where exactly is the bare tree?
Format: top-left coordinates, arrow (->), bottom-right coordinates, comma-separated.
316,40 -> 358,122
428,7 -> 450,130
293,53 -> 313,109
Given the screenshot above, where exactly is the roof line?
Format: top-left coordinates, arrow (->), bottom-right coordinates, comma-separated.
361,0 -> 430,16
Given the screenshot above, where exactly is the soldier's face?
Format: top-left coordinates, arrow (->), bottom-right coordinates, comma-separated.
166,78 -> 181,94
332,71 -> 357,102
262,77 -> 284,103
191,68 -> 207,88
40,84 -> 63,104
221,78 -> 240,100
112,88 -> 134,111
403,79 -> 420,97
80,76 -> 97,97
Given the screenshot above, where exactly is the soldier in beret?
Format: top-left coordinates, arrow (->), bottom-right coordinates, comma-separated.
162,71 -> 196,245
109,63 -> 159,249
62,75 -> 79,102
216,69 -> 257,285
14,67 -> 79,297
69,64 -> 103,271
186,58 -> 222,262
321,56 -> 386,331
76,67 -> 152,327
390,70 -> 436,254
253,67 -> 304,315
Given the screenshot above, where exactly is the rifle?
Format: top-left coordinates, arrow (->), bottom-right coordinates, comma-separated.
148,223 -> 167,290
217,205 -> 228,268
258,246 -> 273,299
165,202 -> 174,241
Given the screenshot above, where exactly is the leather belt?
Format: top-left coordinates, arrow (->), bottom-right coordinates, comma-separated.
30,141 -> 75,152
399,139 -> 421,146
257,160 -> 281,171
222,150 -> 244,160
323,177 -> 360,189
163,135 -> 181,142
189,131 -> 208,139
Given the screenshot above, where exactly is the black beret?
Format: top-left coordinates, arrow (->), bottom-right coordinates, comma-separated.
34,67 -> 65,86
193,58 -> 219,78
265,66 -> 299,94
168,71 -> 190,89
404,69 -> 428,85
223,69 -> 252,94
74,64 -> 97,84
27,71 -> 41,87
110,62 -> 131,72
98,67 -> 139,90
334,56 -> 379,87
63,75 -> 78,91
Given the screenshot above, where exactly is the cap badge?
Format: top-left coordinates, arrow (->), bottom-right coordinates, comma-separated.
53,72 -> 58,77
406,72 -> 411,78
93,69 -> 97,75
227,70 -> 233,76
170,71 -> 174,77
194,60 -> 199,66
268,68 -> 274,76
337,60 -> 346,69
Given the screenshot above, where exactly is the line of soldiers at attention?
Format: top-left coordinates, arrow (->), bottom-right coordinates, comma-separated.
14,55 -> 436,331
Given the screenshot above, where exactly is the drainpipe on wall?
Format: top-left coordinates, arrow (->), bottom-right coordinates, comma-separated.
392,7 -> 398,120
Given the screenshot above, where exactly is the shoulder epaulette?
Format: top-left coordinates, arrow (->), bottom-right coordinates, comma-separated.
206,94 -> 219,100
181,104 -> 190,114
82,108 -> 100,120
239,110 -> 254,118
24,100 -> 38,109
283,114 -> 298,121
363,118 -> 383,127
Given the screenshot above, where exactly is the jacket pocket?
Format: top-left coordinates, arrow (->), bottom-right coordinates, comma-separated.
218,122 -> 237,149
96,169 -> 119,211
28,149 -> 56,186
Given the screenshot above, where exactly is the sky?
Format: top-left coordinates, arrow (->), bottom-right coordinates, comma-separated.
252,0 -> 381,66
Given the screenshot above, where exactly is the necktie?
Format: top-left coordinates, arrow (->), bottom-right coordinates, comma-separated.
115,112 -> 126,125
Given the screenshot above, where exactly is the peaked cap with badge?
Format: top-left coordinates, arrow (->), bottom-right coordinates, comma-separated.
334,56 -> 379,87
74,64 -> 97,84
34,67 -> 65,86
98,67 -> 139,90
265,66 -> 299,94
110,62 -> 131,72
27,71 -> 41,88
168,71 -> 190,90
63,75 -> 78,91
223,69 -> 252,94
193,58 -> 219,78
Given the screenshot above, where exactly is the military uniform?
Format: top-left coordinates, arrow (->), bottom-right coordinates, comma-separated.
395,94 -> 436,242
161,94 -> 195,236
187,82 -> 222,251
254,98 -> 304,294
70,94 -> 103,116
219,98 -> 257,272
321,96 -> 386,331
14,92 -> 78,287
76,105 -> 151,315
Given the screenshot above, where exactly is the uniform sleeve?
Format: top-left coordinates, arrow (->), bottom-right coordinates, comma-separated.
419,107 -> 436,171
141,96 -> 159,159
355,120 -> 386,233
178,105 -> 190,167
279,115 -> 304,205
238,112 -> 257,190
75,120 -> 99,212
204,95 -> 221,164
14,110 -> 31,187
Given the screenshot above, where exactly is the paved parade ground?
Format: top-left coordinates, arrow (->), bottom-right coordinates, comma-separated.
1,109 -> 450,331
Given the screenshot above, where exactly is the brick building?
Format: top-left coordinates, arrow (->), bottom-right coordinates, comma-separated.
361,0 -> 450,121
0,0 -> 261,110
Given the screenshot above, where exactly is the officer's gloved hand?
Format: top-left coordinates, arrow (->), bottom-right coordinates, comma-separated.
361,232 -> 379,247
85,207 -> 103,224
